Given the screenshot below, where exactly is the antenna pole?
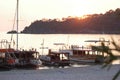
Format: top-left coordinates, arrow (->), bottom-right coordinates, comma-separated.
42,39 -> 44,55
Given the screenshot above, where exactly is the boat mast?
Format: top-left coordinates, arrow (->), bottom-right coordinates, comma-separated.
16,0 -> 19,50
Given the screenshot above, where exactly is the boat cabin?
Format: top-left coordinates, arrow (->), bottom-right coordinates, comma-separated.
40,49 -> 70,67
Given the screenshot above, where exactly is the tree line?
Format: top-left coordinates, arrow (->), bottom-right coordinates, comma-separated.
21,8 -> 120,34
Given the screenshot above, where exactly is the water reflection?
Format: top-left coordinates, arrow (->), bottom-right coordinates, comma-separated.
37,64 -> 90,70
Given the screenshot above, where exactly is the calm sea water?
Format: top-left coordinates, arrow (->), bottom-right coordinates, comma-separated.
0,32 -> 120,55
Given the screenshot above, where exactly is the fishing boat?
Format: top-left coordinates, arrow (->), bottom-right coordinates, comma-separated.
0,39 -> 16,70
58,38 -> 110,63
0,0 -> 41,69
13,50 -> 41,69
0,38 -> 42,69
59,46 -> 98,63
13,0 -> 41,69
0,40 -> 41,69
40,49 -> 70,67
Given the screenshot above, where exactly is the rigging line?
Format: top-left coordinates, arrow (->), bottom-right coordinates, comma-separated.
10,3 -> 17,45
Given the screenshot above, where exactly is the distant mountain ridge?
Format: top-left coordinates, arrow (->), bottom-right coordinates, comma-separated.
21,8 -> 120,34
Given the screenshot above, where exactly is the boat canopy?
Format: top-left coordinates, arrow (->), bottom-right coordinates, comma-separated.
84,40 -> 109,43
84,37 -> 110,43
0,49 -> 15,53
53,43 -> 65,45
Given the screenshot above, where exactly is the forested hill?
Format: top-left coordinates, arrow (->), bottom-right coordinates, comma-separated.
21,8 -> 120,34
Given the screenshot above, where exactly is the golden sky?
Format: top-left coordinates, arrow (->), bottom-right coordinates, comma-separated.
0,0 -> 120,32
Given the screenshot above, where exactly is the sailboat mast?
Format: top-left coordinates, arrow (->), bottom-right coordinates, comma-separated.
16,0 -> 19,50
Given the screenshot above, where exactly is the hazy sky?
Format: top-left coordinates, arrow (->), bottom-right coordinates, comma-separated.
0,0 -> 120,32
